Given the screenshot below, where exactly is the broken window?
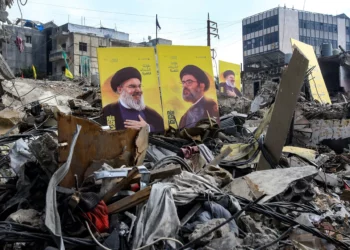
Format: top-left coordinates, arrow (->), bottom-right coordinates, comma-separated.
25,36 -> 32,44
79,42 -> 87,52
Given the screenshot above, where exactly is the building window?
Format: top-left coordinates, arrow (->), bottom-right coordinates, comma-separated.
25,36 -> 32,44
61,43 -> 66,49
264,31 -> 278,45
61,66 -> 66,72
79,42 -> 87,52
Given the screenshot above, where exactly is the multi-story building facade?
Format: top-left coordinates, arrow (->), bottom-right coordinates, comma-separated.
242,7 -> 350,98
1,21 -> 48,76
49,24 -> 172,84
49,23 -> 130,83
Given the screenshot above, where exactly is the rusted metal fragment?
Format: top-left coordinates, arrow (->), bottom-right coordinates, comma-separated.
57,112 -> 145,188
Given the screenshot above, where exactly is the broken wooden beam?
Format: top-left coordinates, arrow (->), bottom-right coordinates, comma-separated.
130,164 -> 182,184
103,167 -> 139,203
107,186 -> 152,214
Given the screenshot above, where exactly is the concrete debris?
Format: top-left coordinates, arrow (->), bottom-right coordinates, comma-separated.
203,232 -> 238,250
0,43 -> 350,250
0,108 -> 23,135
250,82 -> 278,113
243,229 -> 279,250
6,209 -> 42,228
223,166 -> 318,203
188,218 -> 231,246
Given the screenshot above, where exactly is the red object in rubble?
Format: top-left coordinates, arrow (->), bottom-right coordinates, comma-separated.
131,183 -> 140,192
82,200 -> 109,233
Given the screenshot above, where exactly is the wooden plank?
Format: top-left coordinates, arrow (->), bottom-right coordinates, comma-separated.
109,165 -> 182,186
258,49 -> 309,170
148,164 -> 182,181
107,186 -> 152,214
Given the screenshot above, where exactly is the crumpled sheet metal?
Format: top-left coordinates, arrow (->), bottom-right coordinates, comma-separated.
45,125 -> 81,250
223,166 -> 318,203
57,113 -> 146,187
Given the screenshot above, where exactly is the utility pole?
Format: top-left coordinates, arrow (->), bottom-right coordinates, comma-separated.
207,13 -> 219,47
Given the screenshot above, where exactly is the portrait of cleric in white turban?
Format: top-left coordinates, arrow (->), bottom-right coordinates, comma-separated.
102,67 -> 164,132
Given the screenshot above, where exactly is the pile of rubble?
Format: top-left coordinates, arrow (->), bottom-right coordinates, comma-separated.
0,51 -> 350,250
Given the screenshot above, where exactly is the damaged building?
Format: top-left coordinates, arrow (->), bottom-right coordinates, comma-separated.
1,2 -> 350,250
242,7 -> 350,99
49,23 -> 130,84
1,20 -> 172,84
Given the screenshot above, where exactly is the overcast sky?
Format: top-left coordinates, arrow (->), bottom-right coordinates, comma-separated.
8,0 -> 350,65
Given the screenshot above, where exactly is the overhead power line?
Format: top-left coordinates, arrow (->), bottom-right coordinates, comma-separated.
30,1 -> 236,23
214,38 -> 242,50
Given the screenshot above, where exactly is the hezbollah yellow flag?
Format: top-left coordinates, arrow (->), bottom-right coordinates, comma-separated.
32,65 -> 37,79
65,68 -> 74,79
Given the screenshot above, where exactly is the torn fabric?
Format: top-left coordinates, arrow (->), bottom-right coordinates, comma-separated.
9,138 -> 34,173
166,171 -> 221,206
133,182 -> 180,249
45,125 -> 81,250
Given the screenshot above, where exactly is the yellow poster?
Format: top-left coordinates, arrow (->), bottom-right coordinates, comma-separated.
157,45 -> 219,129
218,60 -> 242,97
97,47 -> 164,132
291,39 -> 331,104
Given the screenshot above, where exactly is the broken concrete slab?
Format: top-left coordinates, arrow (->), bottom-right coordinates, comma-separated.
204,232 -> 239,250
2,79 -> 83,108
188,218 -> 231,246
310,119 -> 350,146
6,209 -> 41,228
223,166 -> 318,203
258,49 -> 309,170
314,172 -> 343,188
0,108 -> 24,135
